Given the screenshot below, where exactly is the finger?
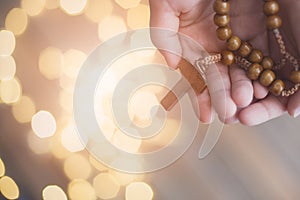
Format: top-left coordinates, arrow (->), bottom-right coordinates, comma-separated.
206,63 -> 237,121
239,95 -> 286,126
229,65 -> 253,108
253,81 -> 268,99
219,114 -> 239,124
149,0 -> 181,68
197,89 -> 213,123
287,89 -> 300,118
188,87 -> 213,123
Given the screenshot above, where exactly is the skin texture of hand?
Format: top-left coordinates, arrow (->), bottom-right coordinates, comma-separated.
149,0 -> 300,125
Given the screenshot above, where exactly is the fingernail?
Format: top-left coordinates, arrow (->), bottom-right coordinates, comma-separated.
293,108 -> 300,118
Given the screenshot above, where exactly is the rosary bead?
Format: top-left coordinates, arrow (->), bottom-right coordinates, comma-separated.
221,50 -> 235,65
214,14 -> 230,27
269,79 -> 285,96
259,69 -> 276,86
263,0 -> 279,16
227,36 -> 241,51
261,56 -> 274,69
267,15 -> 282,29
238,41 -> 253,57
247,63 -> 263,80
213,0 -> 230,15
248,49 -> 264,63
216,26 -> 232,40
289,70 -> 300,83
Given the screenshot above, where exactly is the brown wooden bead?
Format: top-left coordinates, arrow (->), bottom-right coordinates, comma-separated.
247,63 -> 263,80
269,79 -> 285,96
261,56 -> 274,69
259,69 -> 276,87
248,49 -> 264,63
216,26 -> 232,40
214,14 -> 230,27
264,1 -> 279,16
221,50 -> 235,65
289,70 -> 300,84
238,41 -> 253,57
213,0 -> 230,15
267,15 -> 282,29
227,36 -> 241,51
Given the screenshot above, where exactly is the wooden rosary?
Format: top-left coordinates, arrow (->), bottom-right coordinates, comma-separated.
161,0 -> 300,111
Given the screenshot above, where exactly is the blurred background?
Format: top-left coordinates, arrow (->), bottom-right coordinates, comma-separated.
1,0 -> 300,199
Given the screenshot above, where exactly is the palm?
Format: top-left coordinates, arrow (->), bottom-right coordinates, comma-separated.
150,0 -> 300,125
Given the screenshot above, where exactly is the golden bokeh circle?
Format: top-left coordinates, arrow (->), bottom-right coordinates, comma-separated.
12,95 -> 36,123
5,8 -> 28,36
0,176 -> 20,200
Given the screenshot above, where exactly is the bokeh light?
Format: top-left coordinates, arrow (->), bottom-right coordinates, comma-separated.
58,90 -> 73,114
0,78 -> 22,104
5,8 -> 28,36
129,91 -> 158,120
42,185 -> 67,200
27,131 -> 50,154
127,4 -> 150,29
0,158 -> 5,177
68,179 -> 96,200
59,75 -> 76,91
0,56 -> 16,80
0,30 -> 16,56
98,15 -> 127,41
93,173 -> 120,199
59,0 -> 88,16
125,182 -> 153,200
38,47 -> 64,80
0,176 -> 20,200
84,0 -> 113,23
63,49 -> 86,79
61,123 -> 86,152
21,0 -> 46,17
115,0 -> 141,9
31,110 -> 57,138
110,170 -> 139,186
64,154 -> 92,180
89,156 -> 108,172
12,95 -> 36,123
45,0 -> 60,10
50,137 -> 71,159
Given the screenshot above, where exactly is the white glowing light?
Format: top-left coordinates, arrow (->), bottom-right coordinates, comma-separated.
43,185 -> 67,200
0,30 -> 16,56
60,0 -> 88,16
31,110 -> 57,138
61,123 -> 86,152
0,56 -> 16,80
126,182 -> 153,200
